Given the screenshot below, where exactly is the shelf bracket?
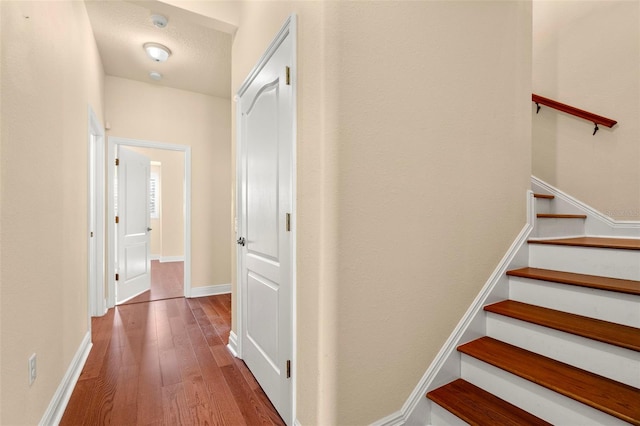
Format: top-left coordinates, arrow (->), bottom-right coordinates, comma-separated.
593,123 -> 599,136
535,103 -> 541,114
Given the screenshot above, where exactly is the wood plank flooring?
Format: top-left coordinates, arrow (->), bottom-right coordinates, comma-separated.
122,261 -> 184,305
61,294 -> 285,426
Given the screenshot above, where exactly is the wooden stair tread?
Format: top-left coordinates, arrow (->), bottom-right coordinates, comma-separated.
484,300 -> 640,352
529,237 -> 640,250
507,267 -> 640,296
458,337 -> 640,425
536,213 -> 587,219
427,379 -> 551,426
533,193 -> 555,199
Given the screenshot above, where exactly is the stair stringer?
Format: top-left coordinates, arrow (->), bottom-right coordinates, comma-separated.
372,192 -> 535,426
532,176 -> 640,238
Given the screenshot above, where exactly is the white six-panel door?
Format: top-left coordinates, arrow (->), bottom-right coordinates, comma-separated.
237,19 -> 294,425
116,147 -> 152,304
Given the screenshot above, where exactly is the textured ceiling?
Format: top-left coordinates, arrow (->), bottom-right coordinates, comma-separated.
85,0 -> 232,98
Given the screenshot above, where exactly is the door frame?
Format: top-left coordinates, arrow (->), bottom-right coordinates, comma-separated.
88,106 -> 106,319
107,136 -> 192,308
234,14 -> 297,423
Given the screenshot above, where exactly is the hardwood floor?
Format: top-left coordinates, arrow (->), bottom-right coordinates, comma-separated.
61,294 -> 285,425
121,260 -> 184,305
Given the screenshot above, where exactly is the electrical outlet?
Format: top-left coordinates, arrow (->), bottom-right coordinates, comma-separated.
28,353 -> 37,386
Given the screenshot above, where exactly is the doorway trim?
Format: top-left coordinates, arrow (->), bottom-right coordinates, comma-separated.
234,14 -> 297,423
107,136 -> 192,308
88,106 -> 105,319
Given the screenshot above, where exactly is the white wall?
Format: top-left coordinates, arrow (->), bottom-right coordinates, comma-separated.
105,76 -> 231,288
533,0 -> 640,220
0,1 -> 105,423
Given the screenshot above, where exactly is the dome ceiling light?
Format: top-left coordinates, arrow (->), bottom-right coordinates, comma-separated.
143,42 -> 171,62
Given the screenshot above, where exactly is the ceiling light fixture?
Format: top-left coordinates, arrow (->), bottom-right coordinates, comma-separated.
143,42 -> 171,62
149,71 -> 162,81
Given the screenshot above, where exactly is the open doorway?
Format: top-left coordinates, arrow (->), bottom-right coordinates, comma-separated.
121,147 -> 185,305
107,136 -> 192,309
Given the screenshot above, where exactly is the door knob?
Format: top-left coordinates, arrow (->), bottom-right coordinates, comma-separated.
147,227 -> 153,231
236,237 -> 246,246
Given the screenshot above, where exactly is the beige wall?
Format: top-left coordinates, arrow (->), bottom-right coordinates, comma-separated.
105,76 -> 231,287
229,1 -> 532,424
128,147 -> 185,259
0,1 -> 105,424
533,1 -> 640,220
0,0 -> 533,423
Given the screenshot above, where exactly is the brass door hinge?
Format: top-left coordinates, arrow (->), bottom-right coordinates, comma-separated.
115,158 -> 119,166
90,231 -> 94,237
115,273 -> 119,281
285,66 -> 291,85
115,216 -> 119,224
286,360 -> 291,378
285,213 -> 291,232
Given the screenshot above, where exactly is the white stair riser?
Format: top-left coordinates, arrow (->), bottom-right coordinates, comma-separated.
535,198 -> 553,214
508,277 -> 640,328
532,218 -> 585,239
529,244 -> 640,280
486,313 -> 640,388
461,355 -> 629,426
429,402 -> 468,426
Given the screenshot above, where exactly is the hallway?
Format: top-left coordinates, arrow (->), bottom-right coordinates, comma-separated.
121,261 -> 184,305
61,295 -> 284,425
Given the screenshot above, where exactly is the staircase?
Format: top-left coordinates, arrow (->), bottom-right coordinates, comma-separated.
426,193 -> 640,425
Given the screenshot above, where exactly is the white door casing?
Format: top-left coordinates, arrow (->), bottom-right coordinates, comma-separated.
236,15 -> 296,426
88,106 -> 106,318
89,136 -> 97,312
116,147 -> 152,303
107,137 -> 192,309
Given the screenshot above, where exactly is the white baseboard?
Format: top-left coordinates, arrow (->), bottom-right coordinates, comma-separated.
150,254 -> 161,261
190,283 -> 231,298
227,330 -> 239,357
371,410 -> 407,426
159,256 -> 185,263
39,332 -> 92,426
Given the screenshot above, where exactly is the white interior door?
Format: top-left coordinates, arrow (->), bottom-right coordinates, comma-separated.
237,22 -> 294,425
116,147 -> 151,303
